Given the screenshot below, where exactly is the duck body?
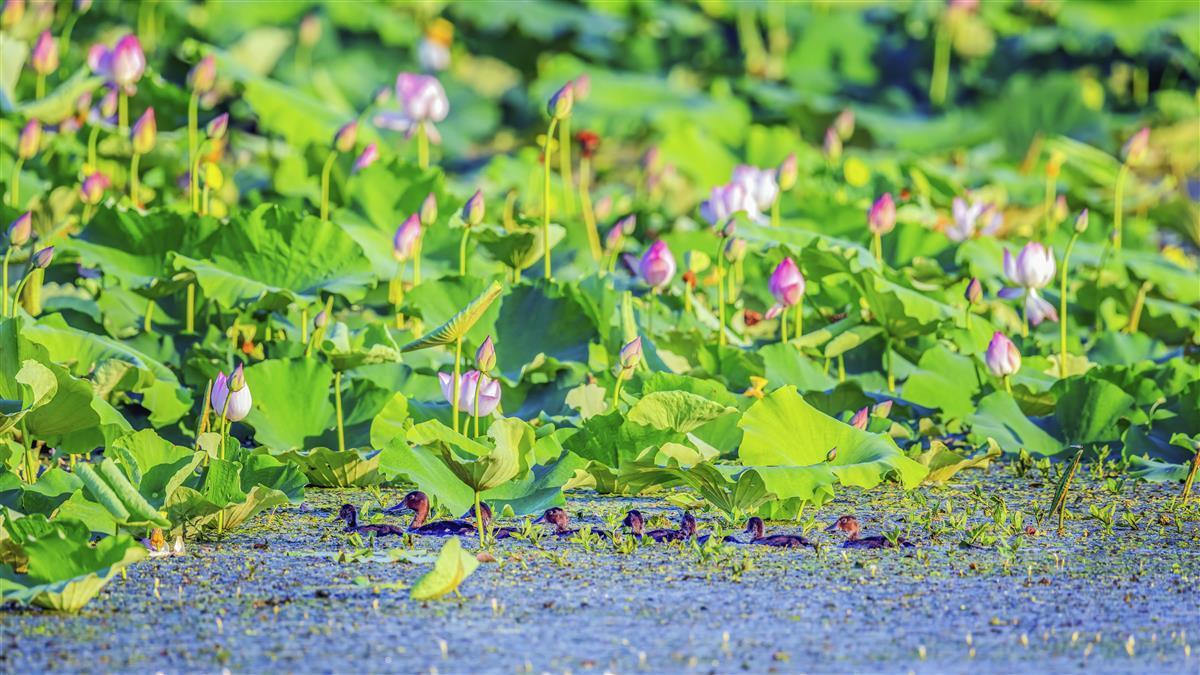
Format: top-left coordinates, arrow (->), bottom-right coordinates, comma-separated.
537,507 -> 611,539
826,515 -> 914,549
337,504 -> 407,536
743,517 -> 812,548
387,491 -> 477,536
463,502 -> 518,540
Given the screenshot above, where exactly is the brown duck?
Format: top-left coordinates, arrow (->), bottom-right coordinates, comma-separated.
384,491 -> 475,536
744,516 -> 812,548
337,504 -> 406,536
463,502 -> 518,540
825,515 -> 913,549
623,509 -> 686,543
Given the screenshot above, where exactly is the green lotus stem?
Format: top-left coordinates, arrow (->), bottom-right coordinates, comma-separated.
1003,375 -> 1012,395
20,421 -> 34,484
474,491 -> 485,549
185,283 -> 196,334
611,376 -> 625,412
1,248 -> 11,318
416,122 -> 430,170
578,157 -> 601,263
837,354 -> 846,383
194,379 -> 213,456
118,91 -> 128,134
216,393 -> 232,536
872,232 -> 882,265
1125,281 -> 1151,335
1043,174 -> 1056,239
9,158 -> 23,207
451,336 -> 463,433
334,371 -> 345,453
771,200 -> 780,229
458,227 -> 470,276
393,262 -> 406,328
472,373 -> 484,438
884,337 -> 895,393
35,74 -> 45,100
542,117 -> 559,280
300,307 -> 309,344
779,306 -> 788,343
192,140 -> 210,213
929,18 -> 950,107
129,152 -> 141,208
1057,231 -> 1080,378
60,14 -> 79,58
1113,163 -> 1130,253
795,303 -> 803,339
87,125 -> 100,170
143,298 -> 154,334
716,243 -> 727,347
202,183 -> 211,216
413,238 -> 422,285
558,117 -> 575,216
647,288 -> 657,335
10,274 -> 31,318
188,91 -> 199,211
319,150 -> 337,221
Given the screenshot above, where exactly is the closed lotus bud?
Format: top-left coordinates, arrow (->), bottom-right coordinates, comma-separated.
419,192 -> 438,227
985,332 -> 1021,378
964,277 -> 983,305
872,400 -> 893,418
333,120 -> 357,153
211,366 -> 253,422
76,0 -> 93,12
206,112 -> 229,140
188,54 -> 217,94
1121,127 -> 1149,165
228,363 -> 247,392
593,194 -> 613,221
618,213 -> 637,235
17,119 -> 41,159
110,34 -> 146,89
823,127 -> 842,161
638,240 -> 676,289
475,335 -> 497,372
867,193 -> 896,235
768,257 -> 805,308
299,13 -> 321,47
850,407 -> 869,430
7,212 -> 32,246
834,108 -> 855,140
31,31 -> 59,76
99,86 -> 118,118
1074,208 -> 1089,234
605,223 -> 624,252
392,214 -> 421,262
462,190 -> 485,227
1052,194 -> 1068,223
777,152 -> 798,191
352,142 -> 379,173
131,108 -> 156,154
31,245 -> 54,269
1,0 -> 24,28
826,447 -> 838,462
313,309 -> 328,328
80,172 -> 110,205
547,83 -> 574,120
723,237 -> 746,263
620,337 -> 642,369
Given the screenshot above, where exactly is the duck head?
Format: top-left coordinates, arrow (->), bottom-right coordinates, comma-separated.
679,512 -> 697,536
622,509 -> 645,534
535,507 -> 570,531
825,515 -> 861,540
744,516 -> 765,539
337,503 -> 358,526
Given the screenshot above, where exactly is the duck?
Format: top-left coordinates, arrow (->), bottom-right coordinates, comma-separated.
744,516 -> 812,548
534,507 -> 611,539
623,509 -> 686,543
825,515 -> 914,549
383,491 -> 475,536
462,502 -> 518,540
336,504 -> 406,536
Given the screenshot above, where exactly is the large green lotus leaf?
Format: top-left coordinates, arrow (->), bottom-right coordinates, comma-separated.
740,465 -> 838,515
760,343 -> 838,394
480,451 -> 588,516
243,358 -> 336,451
408,417 -> 532,492
171,205 -> 374,310
109,429 -> 204,510
967,391 -> 1063,456
638,372 -> 741,408
369,392 -> 410,450
65,207 -> 221,291
900,344 -> 981,420
409,537 -> 480,601
738,386 -> 927,490
624,391 -> 736,435
0,359 -> 56,435
320,322 -> 401,371
1053,375 -> 1136,445
859,274 -> 956,339
237,452 -> 307,503
22,314 -> 190,426
50,491 -> 118,536
1127,456 -> 1189,483
164,485 -> 293,535
267,447 -> 382,488
476,224 -> 567,272
911,440 -> 1002,484
494,281 -> 598,382
619,460 -> 771,520
10,468 -> 81,517
403,281 -> 504,352
379,438 -> 475,515
562,411 -> 678,470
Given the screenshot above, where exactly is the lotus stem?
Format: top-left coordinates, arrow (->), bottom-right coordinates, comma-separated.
1058,231 -> 1080,378
416,122 -> 429,170
885,337 -> 895,393
458,227 -> 470,276
9,158 -> 23,207
20,421 -> 34,484
475,491 -> 485,549
216,394 -> 232,536
1113,163 -> 1129,253
320,150 -> 337,221
118,91 -> 128,134
185,283 -> 196,334
963,302 -> 972,332
35,74 -> 45,100
1003,374 -> 1012,395
837,354 -> 846,383
10,275 -> 31,318
87,124 -> 100,170
472,373 -> 484,438
579,157 -> 601,263
795,303 -> 803,339
451,336 -> 463,433
872,232 -> 882,265
413,238 -> 422,285
202,183 -> 211,216
1,248 -> 11,318
542,117 -> 558,280
771,200 -> 780,229
143,298 -> 155,334
1125,281 -> 1151,335
558,117 -> 575,216
611,376 -> 625,412
716,241 -> 727,347
191,140 -> 210,214
129,152 -> 141,209
393,261 -> 406,328
930,18 -> 950,107
300,307 -> 309,344
780,306 -> 788,343
188,91 -> 199,211
334,371 -> 345,453
194,378 -> 213,455
503,189 -> 517,229
647,288 -> 657,336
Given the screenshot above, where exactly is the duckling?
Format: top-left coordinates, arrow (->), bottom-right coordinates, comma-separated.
825,515 -> 913,549
336,504 -> 406,536
534,507 -> 577,537
744,516 -> 812,548
462,502 -> 518,540
622,509 -> 684,543
384,491 -> 475,536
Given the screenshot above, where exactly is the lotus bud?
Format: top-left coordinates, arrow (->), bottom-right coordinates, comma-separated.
638,240 -> 676,290
1052,194 -> 1068,223
850,407 -> 869,430
76,0 -> 93,12
313,309 -> 328,329
1073,209 -> 1089,234
206,112 -> 229,140
31,31 -> 59,76
462,190 -> 485,227
74,91 -> 92,119
419,192 -> 438,227
964,278 -> 982,305
333,120 -> 357,153
99,86 -> 118,118
228,363 -> 247,392
129,108 -> 156,154
211,366 -> 253,422
605,223 -> 624,252
594,194 -> 613,221
826,447 -> 838,462
720,220 -> 736,239
723,237 -> 746,263
620,336 -> 642,370
80,172 -> 110,205
393,214 -> 421,262
872,400 -> 893,418
299,13 -> 321,47
352,142 -> 379,173
823,127 -> 842,161
1,0 -> 24,28
111,34 -> 146,89
475,335 -> 496,372
1121,127 -> 1149,165
188,54 -> 217,94
834,108 -> 855,140
7,212 -> 32,246
31,246 -> 54,269
985,332 -> 1021,378
768,257 -> 805,308
547,83 -> 574,120
777,152 -> 798,191
17,119 -> 41,160
867,193 -> 896,235
571,73 -> 591,101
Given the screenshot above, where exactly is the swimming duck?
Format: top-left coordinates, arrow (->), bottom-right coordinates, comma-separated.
825,515 -> 913,549
744,516 -> 812,548
623,509 -> 685,543
534,507 -> 577,537
336,504 -> 406,536
384,491 -> 475,536
462,502 -> 518,540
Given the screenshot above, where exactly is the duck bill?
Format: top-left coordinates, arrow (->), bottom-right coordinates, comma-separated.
532,514 -> 547,524
383,504 -> 412,515
823,520 -> 840,533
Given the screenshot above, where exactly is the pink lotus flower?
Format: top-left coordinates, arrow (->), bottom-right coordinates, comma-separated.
985,332 -> 1021,377
767,257 -> 805,309
211,364 -> 253,422
352,142 -> 379,173
638,240 -> 676,289
80,172 -> 110,205
849,407 -> 869,430
999,242 -> 1058,326
730,165 -> 779,212
438,370 -> 501,416
376,73 -> 449,143
947,197 -> 1002,242
393,214 -> 421,262
206,113 -> 229,140
31,31 -> 58,75
699,182 -> 760,226
110,34 -> 145,90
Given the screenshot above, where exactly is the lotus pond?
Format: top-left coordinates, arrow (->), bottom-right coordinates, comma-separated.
0,1 -> 1197,673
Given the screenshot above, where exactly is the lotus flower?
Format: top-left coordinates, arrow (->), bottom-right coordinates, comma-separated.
699,182 -> 760,226
188,54 -> 216,94
834,108 -> 855,140
31,31 -> 58,75
333,120 -> 357,153
299,13 -> 321,47
211,364 -> 253,422
438,370 -> 501,416
823,127 -> 842,161
985,332 -> 1021,378
868,193 -> 896,235
730,165 -> 779,212
947,197 -> 1002,242
605,215 -> 635,253
97,86 -> 118,120
352,142 -> 379,173
80,172 -> 110,205
964,277 -> 983,305
765,257 -> 805,318
475,335 -> 496,372
393,214 -> 421,262
17,119 -> 40,159
110,34 -> 145,90
131,108 -> 156,154
638,240 -> 676,289
999,242 -> 1058,326
7,212 -> 32,246
376,73 -> 449,142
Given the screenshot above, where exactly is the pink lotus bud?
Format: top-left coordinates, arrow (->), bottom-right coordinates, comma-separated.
131,108 -> 156,155
834,108 -> 855,140
638,240 -> 676,289
392,214 -> 421,262
1073,209 -> 1089,234
31,31 -> 59,76
17,119 -> 41,159
985,332 -> 1021,378
872,400 -> 893,418
188,54 -> 217,94
777,152 -> 798,191
333,120 -> 357,153
620,337 -> 642,369
964,277 -> 982,305
206,112 -> 229,140
593,194 -> 613,221
826,447 -> 838,462
605,223 -> 624,253
1,0 -> 25,28
228,363 -> 247,391
823,127 -> 842,161
768,257 -> 805,308
1121,127 -> 1149,165
419,192 -> 438,227
99,86 -> 118,119
547,83 -> 574,120
87,43 -> 110,74
80,172 -> 110,205
110,34 -> 145,89
462,190 -> 484,227
31,245 -> 54,269
868,193 -> 896,235
850,407 -> 869,430
7,212 -> 32,246
352,142 -> 379,173
475,335 -> 496,372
